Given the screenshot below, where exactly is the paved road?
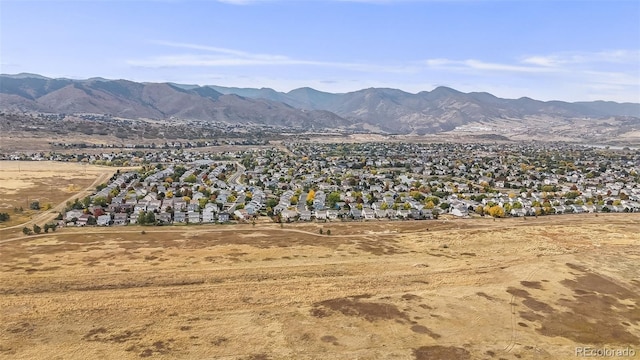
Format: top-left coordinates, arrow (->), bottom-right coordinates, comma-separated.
226,162 -> 245,186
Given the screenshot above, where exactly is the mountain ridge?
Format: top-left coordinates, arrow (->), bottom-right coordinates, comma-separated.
1,73 -> 638,135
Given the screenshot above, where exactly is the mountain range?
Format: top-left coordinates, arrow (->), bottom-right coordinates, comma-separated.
1,73 -> 639,135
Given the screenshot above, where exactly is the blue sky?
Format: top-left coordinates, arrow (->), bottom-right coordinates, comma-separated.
1,0 -> 639,102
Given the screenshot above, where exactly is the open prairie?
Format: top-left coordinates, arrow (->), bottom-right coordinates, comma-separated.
0,161 -> 117,229
1,215 -> 639,360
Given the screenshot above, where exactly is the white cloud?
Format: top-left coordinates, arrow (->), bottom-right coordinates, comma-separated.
424,58 -> 554,73
129,41 -> 416,73
427,50 -> 640,75
521,50 -> 640,67
420,50 -> 640,102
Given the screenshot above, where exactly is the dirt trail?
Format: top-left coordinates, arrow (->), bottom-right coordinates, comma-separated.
0,171 -> 113,233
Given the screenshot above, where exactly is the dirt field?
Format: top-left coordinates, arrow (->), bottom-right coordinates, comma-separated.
1,214 -> 638,360
0,161 -> 117,229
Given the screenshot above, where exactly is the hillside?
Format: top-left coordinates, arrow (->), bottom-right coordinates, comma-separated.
0,75 -> 349,130
1,73 -> 639,136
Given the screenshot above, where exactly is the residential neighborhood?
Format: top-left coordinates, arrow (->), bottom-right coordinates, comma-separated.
45,142 -> 640,227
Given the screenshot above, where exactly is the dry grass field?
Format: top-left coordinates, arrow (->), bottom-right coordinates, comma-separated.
0,161 -> 117,229
1,214 -> 639,360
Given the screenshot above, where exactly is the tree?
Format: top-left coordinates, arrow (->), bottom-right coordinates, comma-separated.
504,203 -> 512,213
326,229 -> 331,236
30,201 -> 41,210
184,174 -> 197,183
266,198 -> 278,209
0,212 -> 10,222
137,212 -> 147,225
87,216 -> 97,225
93,196 -> 108,207
290,195 -> 299,205
22,227 -> 33,235
319,228 -> 323,235
145,211 -> 156,225
199,198 -> 209,209
306,189 -> 316,202
33,224 -> 41,234
327,192 -> 341,208
487,205 -> 505,218
425,196 -> 440,206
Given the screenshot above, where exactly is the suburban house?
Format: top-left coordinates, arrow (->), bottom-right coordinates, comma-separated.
97,214 -> 111,226
218,212 -> 230,223
174,211 -> 187,223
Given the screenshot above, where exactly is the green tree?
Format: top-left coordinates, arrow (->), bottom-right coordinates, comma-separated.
198,198 -> 209,209
22,227 -> 33,235
29,201 -> 41,210
33,224 -> 42,234
327,192 -> 341,208
137,212 -> 147,225
93,196 -> 108,207
145,211 -> 156,225
266,198 -> 278,209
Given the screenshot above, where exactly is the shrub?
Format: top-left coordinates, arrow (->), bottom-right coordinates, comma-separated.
29,201 -> 40,210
